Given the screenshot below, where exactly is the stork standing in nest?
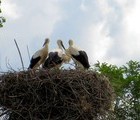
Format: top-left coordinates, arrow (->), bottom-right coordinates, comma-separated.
28,38 -> 50,69
66,39 -> 90,69
43,40 -> 70,69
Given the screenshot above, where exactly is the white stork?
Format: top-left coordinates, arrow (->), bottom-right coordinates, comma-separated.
67,39 -> 90,69
28,38 -> 50,69
43,40 -> 70,69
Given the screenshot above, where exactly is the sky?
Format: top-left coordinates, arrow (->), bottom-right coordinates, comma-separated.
0,0 -> 140,71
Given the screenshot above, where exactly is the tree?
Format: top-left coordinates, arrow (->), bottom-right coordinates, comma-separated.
0,0 -> 6,27
95,60 -> 140,119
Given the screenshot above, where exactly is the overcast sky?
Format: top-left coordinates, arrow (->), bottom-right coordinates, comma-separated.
0,0 -> 140,71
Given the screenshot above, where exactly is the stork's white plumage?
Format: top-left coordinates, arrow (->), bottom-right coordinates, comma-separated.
43,40 -> 70,69
67,39 -> 90,69
28,38 -> 50,69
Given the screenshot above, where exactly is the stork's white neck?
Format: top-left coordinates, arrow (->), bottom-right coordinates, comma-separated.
69,40 -> 74,46
42,43 -> 49,52
58,45 -> 63,50
44,43 -> 49,48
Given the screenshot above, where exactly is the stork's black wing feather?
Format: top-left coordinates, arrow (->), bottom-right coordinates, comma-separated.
43,52 -> 63,69
28,56 -> 41,69
72,51 -> 90,69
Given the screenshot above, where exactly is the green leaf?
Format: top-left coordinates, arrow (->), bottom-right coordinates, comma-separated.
0,23 -> 3,27
2,17 -> 6,22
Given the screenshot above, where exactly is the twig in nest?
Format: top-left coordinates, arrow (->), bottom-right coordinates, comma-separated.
27,45 -> 31,61
14,39 -> 24,71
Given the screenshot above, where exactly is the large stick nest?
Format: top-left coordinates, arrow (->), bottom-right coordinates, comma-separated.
0,69 -> 114,120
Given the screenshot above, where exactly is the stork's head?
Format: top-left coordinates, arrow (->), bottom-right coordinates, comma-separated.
43,38 -> 50,46
57,40 -> 66,50
69,39 -> 74,46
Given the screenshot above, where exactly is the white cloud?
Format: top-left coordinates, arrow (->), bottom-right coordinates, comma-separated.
37,0 -> 64,36
0,0 -> 65,71
81,22 -> 113,65
97,0 -> 111,17
78,0 -> 139,66
122,0 -> 140,59
105,0 -> 140,65
124,0 -> 140,36
80,0 -> 88,12
116,0 -> 135,7
0,0 -> 140,71
1,0 -> 21,20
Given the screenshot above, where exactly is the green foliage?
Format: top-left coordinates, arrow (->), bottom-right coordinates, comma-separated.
0,0 -> 6,27
95,60 -> 140,119
0,16 -> 6,27
95,61 -> 125,96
